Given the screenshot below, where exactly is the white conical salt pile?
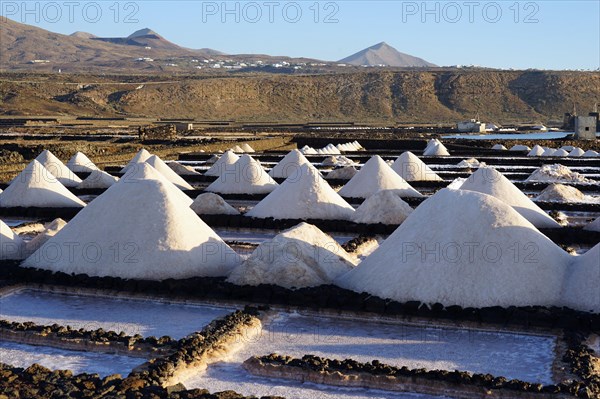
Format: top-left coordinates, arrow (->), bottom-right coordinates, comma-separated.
509,144 -> 531,151
561,244 -> 600,313
300,145 -> 318,155
0,220 -> 25,260
338,155 -> 422,199
25,218 -> 67,254
492,144 -> 507,150
424,139 -> 439,151
583,150 -> 599,158
23,177 -> 241,280
526,164 -> 591,183
231,145 -> 244,153
335,189 -> 570,308
204,150 -> 240,176
528,145 -> 545,157
120,163 -> 193,206
391,152 -> 442,182
552,149 -> 569,157
536,184 -> 594,203
423,142 -> 450,156
247,163 -> 354,220
241,143 -> 255,153
168,161 -> 201,176
78,170 -> 119,189
66,152 -> 99,173
205,154 -> 220,165
457,158 -> 485,168
36,150 -> 82,187
447,177 -> 467,190
460,167 -> 560,228
541,148 -> 556,157
191,193 -> 240,215
568,148 -> 585,157
145,155 -> 194,190
206,154 -> 278,195
326,166 -> 358,180
121,149 -> 152,173
227,222 -> 357,289
268,149 -> 313,179
560,145 -> 574,152
584,217 -> 600,232
353,190 -> 413,225
0,161 -> 86,208
322,155 -> 357,167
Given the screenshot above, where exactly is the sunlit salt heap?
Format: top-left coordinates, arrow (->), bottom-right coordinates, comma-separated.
206,154 -> 278,194
78,170 -> 119,189
0,161 -> 86,208
0,220 -> 25,260
509,145 -> 531,152
227,222 -> 357,289
191,193 -> 240,215
336,189 -> 570,308
528,145 -> 545,157
584,217 -> 600,232
352,190 -> 413,225
541,148 -> 556,157
561,244 -> 600,313
460,167 -> 560,228
568,147 -> 585,157
326,166 -> 357,180
247,163 -> 354,220
552,149 -> 569,157
536,184 -> 594,203
36,150 -> 82,187
391,152 -> 442,182
120,163 -> 193,206
322,155 -> 357,167
26,218 -> 67,254
23,177 -> 240,280
145,155 -> 194,190
66,152 -> 99,173
492,144 -> 507,150
241,143 -> 255,153
457,158 -> 485,168
339,155 -> 422,199
204,150 -> 240,176
231,145 -> 245,153
526,164 -> 591,183
121,149 -> 152,173
168,161 -> 201,176
268,149 -> 313,179
583,150 -> 599,157
423,141 -> 450,156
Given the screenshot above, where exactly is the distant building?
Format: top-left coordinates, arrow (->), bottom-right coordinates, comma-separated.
575,116 -> 597,140
457,119 -> 485,133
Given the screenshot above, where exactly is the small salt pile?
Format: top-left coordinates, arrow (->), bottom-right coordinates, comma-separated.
241,143 -> 255,153
168,161 -> 201,176
552,149 -> 569,157
528,145 -> 545,157
492,144 -> 507,150
78,170 -> 119,189
583,150 -> 599,158
300,145 -> 318,155
26,218 -> 67,254
526,164 -> 591,183
247,163 -> 354,220
205,154 -> 220,165
227,222 -> 357,289
36,150 -> 82,187
391,152 -> 442,182
191,193 -> 240,215
121,149 -> 152,173
204,150 -> 240,176
457,158 -> 485,168
560,145 -> 574,152
145,155 -> 194,190
509,144 -> 531,152
321,155 -> 357,167
541,148 -> 557,157
339,155 -> 422,199
336,188 -> 570,308
460,167 -> 560,228
536,184 -> 596,203
0,160 -> 86,208
269,149 -> 313,179
326,166 -> 358,180
231,145 -> 245,153
584,217 -> 600,232
561,244 -> 600,313
568,148 -> 585,157
353,190 -> 413,225
0,220 -> 25,260
423,140 -> 450,156
206,155 -> 278,194
447,177 -> 467,190
67,152 -> 99,173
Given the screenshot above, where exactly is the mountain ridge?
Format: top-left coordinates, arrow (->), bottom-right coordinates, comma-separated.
339,42 -> 436,67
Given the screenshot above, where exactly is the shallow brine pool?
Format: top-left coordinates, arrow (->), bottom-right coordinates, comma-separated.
0,289 -> 234,339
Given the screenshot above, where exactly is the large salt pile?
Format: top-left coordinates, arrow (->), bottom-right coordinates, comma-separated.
526,164 -> 591,183
206,155 -> 278,194
568,147 -> 585,157
339,155 -> 422,199
78,170 -> 119,189
23,177 -> 241,280
120,163 -> 193,206
423,141 -> 450,156
583,150 -> 599,158
268,149 -> 313,179
391,152 -> 442,182
561,244 -> 600,313
25,218 -> 67,254
536,184 -> 596,203
528,145 -> 545,157
0,220 -> 25,260
191,193 -> 240,215
204,150 -> 240,176
247,163 -> 354,220
492,144 -> 507,150
353,190 -> 413,225
121,149 -> 152,173
460,167 -> 560,228
227,222 -> 357,289
145,155 -> 194,190
584,217 -> 600,232
336,189 -> 570,308
509,144 -> 531,152
241,143 -> 255,153
326,166 -> 357,180
0,161 -> 86,208
168,161 -> 201,176
36,150 -> 82,187
67,152 -> 99,173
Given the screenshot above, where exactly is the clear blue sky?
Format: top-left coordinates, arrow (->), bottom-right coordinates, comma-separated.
2,1 -> 599,69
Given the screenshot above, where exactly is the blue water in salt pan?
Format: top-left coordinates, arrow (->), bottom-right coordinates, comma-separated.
0,289 -> 233,338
